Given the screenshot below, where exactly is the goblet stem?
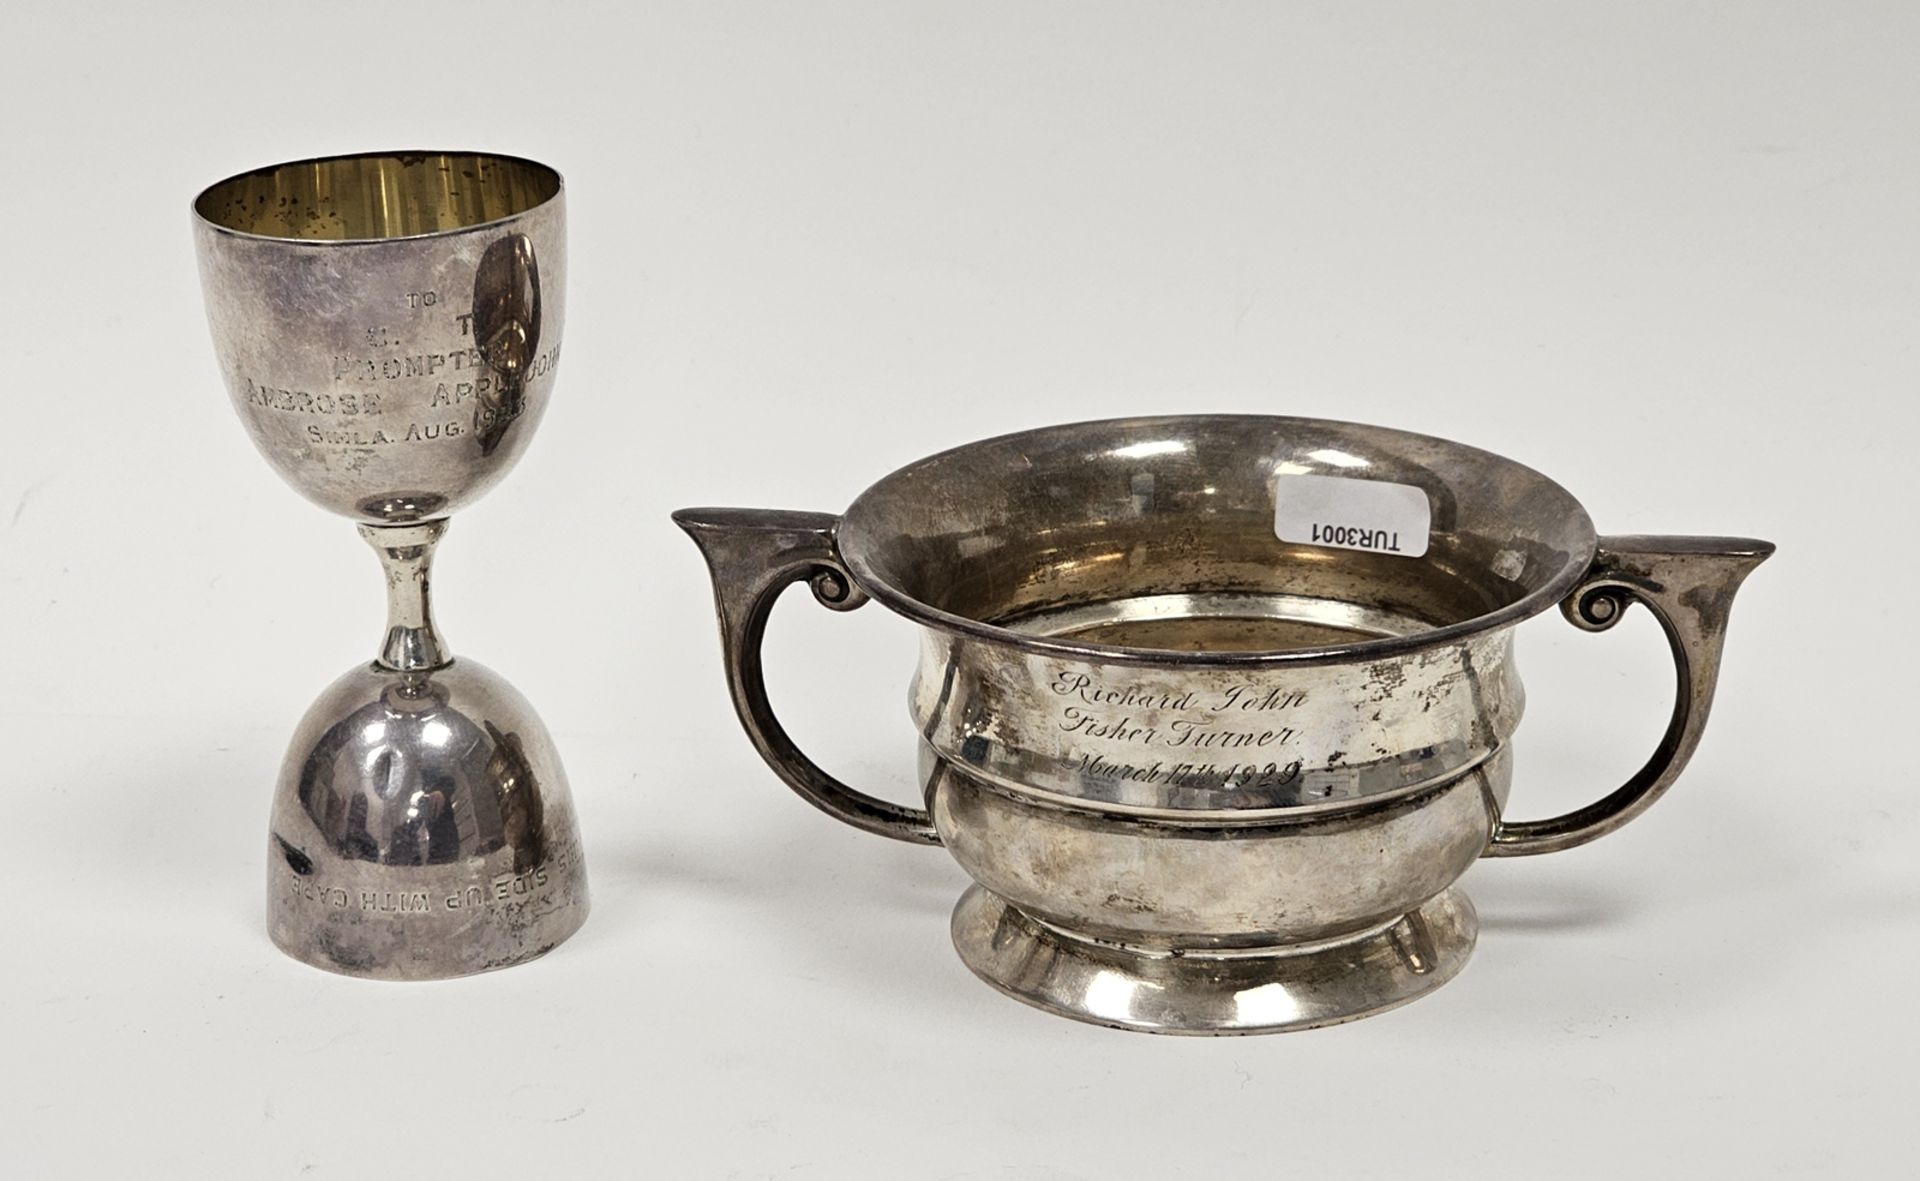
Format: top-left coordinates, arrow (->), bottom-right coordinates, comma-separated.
358,520 -> 452,673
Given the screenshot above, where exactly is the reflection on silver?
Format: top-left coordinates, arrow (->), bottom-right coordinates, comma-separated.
270,660 -> 584,979
1233,982 -> 1302,1028
194,151 -> 587,979
1083,970 -> 1153,1024
678,415 -> 1772,1033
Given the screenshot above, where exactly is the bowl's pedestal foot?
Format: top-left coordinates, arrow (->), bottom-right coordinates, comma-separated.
949,885 -> 1476,1034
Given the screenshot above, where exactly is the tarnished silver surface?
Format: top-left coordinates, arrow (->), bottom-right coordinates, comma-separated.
951,886 -> 1477,1034
196,152 -> 563,525
267,655 -> 587,980
678,415 -> 1772,1033
194,151 -> 587,979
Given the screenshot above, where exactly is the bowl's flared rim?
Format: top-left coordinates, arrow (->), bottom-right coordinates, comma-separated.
836,413 -> 1599,668
191,149 -> 564,246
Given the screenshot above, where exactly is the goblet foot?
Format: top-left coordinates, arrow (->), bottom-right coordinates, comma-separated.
266,658 -> 589,980
950,885 -> 1475,1034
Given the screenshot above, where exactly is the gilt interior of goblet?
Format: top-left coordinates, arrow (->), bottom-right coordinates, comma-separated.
194,152 -> 560,241
837,416 -> 1599,655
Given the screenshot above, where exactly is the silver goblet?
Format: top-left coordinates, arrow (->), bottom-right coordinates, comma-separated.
194,151 -> 588,979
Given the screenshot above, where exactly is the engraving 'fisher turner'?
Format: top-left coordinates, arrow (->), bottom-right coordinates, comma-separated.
1049,669 -> 1308,794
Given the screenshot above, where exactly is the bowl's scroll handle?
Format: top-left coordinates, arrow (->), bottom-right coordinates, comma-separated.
674,507 -> 942,845
1485,534 -> 1775,857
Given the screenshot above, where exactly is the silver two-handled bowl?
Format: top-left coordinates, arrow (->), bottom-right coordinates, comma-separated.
678,415 -> 1771,1033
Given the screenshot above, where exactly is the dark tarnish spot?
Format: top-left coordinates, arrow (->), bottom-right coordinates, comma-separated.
1366,662 -> 1408,695
318,930 -> 378,973
275,835 -> 314,877
1680,581 -> 1740,636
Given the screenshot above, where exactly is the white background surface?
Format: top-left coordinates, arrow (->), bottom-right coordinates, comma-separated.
2,3 -> 1914,1177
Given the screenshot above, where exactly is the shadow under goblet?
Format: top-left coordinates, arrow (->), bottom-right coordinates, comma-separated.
194,152 -> 588,980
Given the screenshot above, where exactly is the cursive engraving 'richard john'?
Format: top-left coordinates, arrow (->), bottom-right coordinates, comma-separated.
1050,670 -> 1307,714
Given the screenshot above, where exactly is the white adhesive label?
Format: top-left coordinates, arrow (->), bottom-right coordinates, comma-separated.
1272,474 -> 1430,557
